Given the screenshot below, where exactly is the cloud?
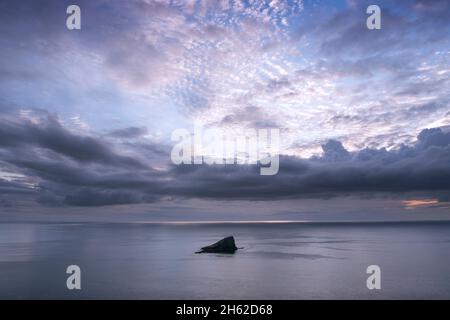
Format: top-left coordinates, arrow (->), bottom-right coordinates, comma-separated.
1,111 -> 450,208
321,140 -> 351,162
218,106 -> 281,129
283,0 -> 450,153
64,189 -> 147,207
417,127 -> 450,149
109,126 -> 148,139
0,0 -> 449,215
1,0 -> 449,160
0,178 -> 35,195
0,112 -> 147,169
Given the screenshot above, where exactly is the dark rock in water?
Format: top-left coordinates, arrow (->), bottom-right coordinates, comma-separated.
196,236 -> 238,254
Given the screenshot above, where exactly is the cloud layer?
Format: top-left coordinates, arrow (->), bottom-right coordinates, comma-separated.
1,111 -> 449,209
0,1 -> 449,219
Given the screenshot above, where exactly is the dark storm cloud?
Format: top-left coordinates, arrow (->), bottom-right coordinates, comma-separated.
0,179 -> 34,195
417,127 -> 450,149
109,126 -> 148,139
64,189 -> 147,207
2,111 -> 450,207
0,113 -> 146,169
0,112 -> 171,206
165,140 -> 450,200
321,140 -> 351,161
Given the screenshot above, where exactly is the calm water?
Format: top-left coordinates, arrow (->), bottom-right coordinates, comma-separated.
1,221 -> 450,299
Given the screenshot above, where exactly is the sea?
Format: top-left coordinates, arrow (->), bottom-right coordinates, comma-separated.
1,221 -> 450,299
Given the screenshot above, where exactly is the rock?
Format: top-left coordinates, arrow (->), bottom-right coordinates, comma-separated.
196,236 -> 238,254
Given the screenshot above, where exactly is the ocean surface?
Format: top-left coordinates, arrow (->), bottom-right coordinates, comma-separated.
1,221 -> 450,299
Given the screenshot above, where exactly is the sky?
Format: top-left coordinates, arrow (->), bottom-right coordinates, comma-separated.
0,0 -> 450,222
